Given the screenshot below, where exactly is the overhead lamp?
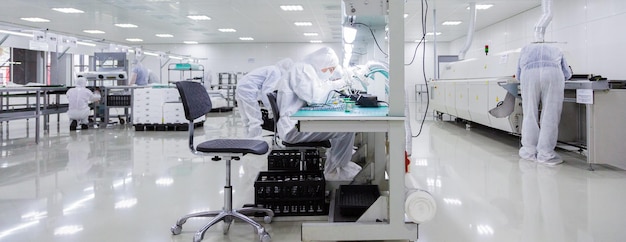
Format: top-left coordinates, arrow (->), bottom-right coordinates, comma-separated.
21,17 -> 50,22
239,37 -> 254,41
468,4 -> 493,10
280,5 -> 303,11
52,8 -> 84,13
187,15 -> 211,20
344,43 -> 353,53
183,41 -> 198,44
0,29 -> 33,37
83,30 -> 105,34
310,40 -> 322,43
143,52 -> 159,57
343,26 -> 357,44
294,22 -> 312,26
125,38 -> 143,42
426,32 -> 441,36
156,34 -> 173,37
303,33 -> 318,37
404,14 -> 409,18
169,55 -> 184,60
76,41 -> 96,47
115,23 -> 138,28
218,28 -> 237,32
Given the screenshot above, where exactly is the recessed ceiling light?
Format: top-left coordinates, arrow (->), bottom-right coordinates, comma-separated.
468,4 -> 494,10
52,8 -> 84,13
404,14 -> 409,18
303,33 -> 318,37
426,32 -> 442,36
83,30 -> 105,34
218,28 -> 237,32
77,41 -> 96,47
0,30 -> 33,37
442,21 -> 462,25
294,22 -> 312,26
239,37 -> 254,41
156,34 -> 174,37
310,40 -> 323,43
183,41 -> 198,44
115,23 -> 138,28
126,38 -> 143,42
280,5 -> 303,11
187,15 -> 211,20
21,17 -> 50,22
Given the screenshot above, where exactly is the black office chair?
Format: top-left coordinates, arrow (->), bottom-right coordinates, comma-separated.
170,81 -> 273,242
266,91 -> 331,168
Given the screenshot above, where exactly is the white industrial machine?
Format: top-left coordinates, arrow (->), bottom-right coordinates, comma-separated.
430,51 -> 626,170
430,52 -> 523,133
76,71 -> 127,86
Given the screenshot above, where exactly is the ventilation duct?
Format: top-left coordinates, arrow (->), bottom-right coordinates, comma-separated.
534,0 -> 553,42
458,2 -> 477,60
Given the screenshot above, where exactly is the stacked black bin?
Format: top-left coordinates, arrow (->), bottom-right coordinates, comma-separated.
267,149 -> 323,171
254,171 -> 327,216
254,149 -> 327,216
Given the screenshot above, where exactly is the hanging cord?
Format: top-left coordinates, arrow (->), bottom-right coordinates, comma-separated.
413,0 -> 430,138
353,22 -> 388,57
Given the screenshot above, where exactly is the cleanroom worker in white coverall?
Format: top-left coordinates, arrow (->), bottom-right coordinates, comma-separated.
517,43 -> 572,166
67,77 -> 101,130
235,58 -> 294,139
276,47 -> 360,181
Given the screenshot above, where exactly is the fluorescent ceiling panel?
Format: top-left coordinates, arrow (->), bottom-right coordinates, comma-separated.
187,15 -> 211,20
52,8 -> 84,13
21,17 -> 50,22
280,5 -> 303,11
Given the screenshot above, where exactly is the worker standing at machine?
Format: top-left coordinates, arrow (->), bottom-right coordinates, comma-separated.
235,58 -> 293,139
276,47 -> 359,181
67,77 -> 101,130
517,43 -> 572,165
129,59 -> 149,86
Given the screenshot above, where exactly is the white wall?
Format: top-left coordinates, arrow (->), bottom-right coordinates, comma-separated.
447,0 -> 626,80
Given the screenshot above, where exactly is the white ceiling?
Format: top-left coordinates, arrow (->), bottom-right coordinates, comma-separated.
0,0 -> 540,46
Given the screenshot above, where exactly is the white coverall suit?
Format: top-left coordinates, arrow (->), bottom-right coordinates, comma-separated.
67,78 -> 101,125
235,58 -> 293,139
517,43 -> 572,164
276,47 -> 360,181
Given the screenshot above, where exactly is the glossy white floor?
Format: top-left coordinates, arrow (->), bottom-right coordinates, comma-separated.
1,103 -> 626,242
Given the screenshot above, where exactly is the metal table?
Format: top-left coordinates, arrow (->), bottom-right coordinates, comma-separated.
291,105 -> 418,241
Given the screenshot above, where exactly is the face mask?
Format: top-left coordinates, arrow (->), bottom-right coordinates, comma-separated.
318,71 -> 332,81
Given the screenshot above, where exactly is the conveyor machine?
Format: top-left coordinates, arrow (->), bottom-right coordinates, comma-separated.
430,53 -> 626,170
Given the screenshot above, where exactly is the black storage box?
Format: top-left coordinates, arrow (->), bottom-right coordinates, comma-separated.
337,185 -> 380,217
267,149 -> 323,171
106,95 -> 131,106
254,170 -> 327,216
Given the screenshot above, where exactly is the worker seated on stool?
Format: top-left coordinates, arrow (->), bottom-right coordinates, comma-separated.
67,77 -> 101,130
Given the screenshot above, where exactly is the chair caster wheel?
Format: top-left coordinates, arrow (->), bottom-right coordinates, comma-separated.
170,225 -> 182,235
260,232 -> 271,242
193,233 -> 203,242
264,216 -> 272,224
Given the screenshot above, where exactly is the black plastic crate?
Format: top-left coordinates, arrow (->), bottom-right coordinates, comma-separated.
254,170 -> 326,216
267,149 -> 323,171
255,198 -> 328,216
106,95 -> 131,106
337,185 -> 380,217
254,170 -> 325,200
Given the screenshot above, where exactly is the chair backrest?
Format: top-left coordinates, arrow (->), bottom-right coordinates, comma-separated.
175,81 -> 212,121
266,90 -> 280,123
266,91 -> 280,145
